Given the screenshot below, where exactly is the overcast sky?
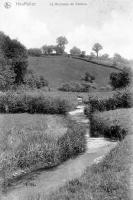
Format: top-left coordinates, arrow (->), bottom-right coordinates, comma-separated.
0,0 -> 133,59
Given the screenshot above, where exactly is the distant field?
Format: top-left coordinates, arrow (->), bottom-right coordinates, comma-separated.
28,56 -> 120,88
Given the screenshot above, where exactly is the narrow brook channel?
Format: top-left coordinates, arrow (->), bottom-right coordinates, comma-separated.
1,105 -> 117,200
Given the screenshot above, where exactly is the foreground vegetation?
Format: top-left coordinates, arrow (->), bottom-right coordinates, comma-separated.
0,91 -> 72,114
44,108 -> 132,199
44,135 -> 130,200
0,117 -> 86,188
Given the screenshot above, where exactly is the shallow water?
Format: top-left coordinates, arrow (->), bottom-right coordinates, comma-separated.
0,105 -> 117,200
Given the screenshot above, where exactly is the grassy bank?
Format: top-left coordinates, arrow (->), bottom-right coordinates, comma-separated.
28,117 -> 131,200
0,115 -> 86,188
43,135 -> 130,200
89,108 -> 133,139
85,88 -> 132,113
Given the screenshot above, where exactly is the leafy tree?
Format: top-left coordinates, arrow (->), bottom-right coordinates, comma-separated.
70,46 -> 81,56
0,32 -> 28,85
56,36 -> 68,54
0,58 -> 15,91
92,43 -> 103,57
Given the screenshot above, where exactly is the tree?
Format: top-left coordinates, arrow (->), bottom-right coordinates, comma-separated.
92,43 -> 103,57
70,46 -> 81,56
56,36 -> 68,54
0,58 -> 15,90
0,32 -> 28,85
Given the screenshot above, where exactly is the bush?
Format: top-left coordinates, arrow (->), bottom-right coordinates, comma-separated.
109,67 -> 132,89
24,70 -> 48,89
81,72 -> 95,83
87,107 -> 132,140
0,92 -> 72,114
90,117 -> 127,140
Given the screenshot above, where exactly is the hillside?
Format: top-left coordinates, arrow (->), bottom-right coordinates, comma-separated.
28,56 -> 120,89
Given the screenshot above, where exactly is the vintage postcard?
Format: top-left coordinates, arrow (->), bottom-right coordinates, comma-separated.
0,0 -> 132,199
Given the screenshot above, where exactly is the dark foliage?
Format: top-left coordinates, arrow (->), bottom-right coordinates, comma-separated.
110,67 -> 131,89
0,32 -> 28,85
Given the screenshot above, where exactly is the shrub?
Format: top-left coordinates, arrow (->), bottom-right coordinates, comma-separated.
109,67 -> 132,89
87,108 -> 132,140
81,72 -> 95,83
24,70 -> 48,89
90,117 -> 127,140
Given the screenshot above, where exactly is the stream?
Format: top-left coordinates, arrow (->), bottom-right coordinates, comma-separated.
0,105 -> 117,200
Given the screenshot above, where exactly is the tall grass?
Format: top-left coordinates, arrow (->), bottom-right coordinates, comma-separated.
0,91 -> 72,114
0,120 -> 86,187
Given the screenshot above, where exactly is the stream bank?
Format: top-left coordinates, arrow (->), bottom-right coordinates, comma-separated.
1,105 -> 117,200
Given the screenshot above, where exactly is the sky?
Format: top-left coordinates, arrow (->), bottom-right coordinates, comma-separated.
0,0 -> 133,59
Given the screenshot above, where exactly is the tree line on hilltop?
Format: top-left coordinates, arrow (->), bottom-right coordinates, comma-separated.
0,31 -> 131,92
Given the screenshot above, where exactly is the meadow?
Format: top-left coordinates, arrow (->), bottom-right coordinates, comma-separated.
28,56 -> 120,89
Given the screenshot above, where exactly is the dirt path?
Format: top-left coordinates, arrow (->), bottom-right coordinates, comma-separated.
0,105 -> 117,200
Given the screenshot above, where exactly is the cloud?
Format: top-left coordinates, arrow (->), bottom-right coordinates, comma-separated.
0,5 -> 51,48
0,0 -> 133,59
66,10 -> 133,59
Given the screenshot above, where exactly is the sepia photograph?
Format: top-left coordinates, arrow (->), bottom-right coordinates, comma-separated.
0,0 -> 132,199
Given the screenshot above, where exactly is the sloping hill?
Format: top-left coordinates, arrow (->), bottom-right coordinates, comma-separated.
28,56 -> 120,88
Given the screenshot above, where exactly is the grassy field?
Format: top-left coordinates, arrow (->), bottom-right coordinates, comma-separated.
28,56 -> 120,89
